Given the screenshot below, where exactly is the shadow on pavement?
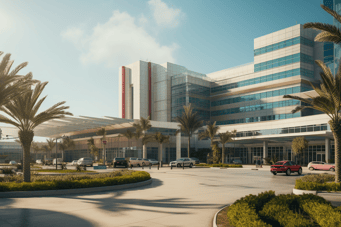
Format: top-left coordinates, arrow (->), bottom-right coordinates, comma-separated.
0,198 -> 15,207
0,208 -> 94,227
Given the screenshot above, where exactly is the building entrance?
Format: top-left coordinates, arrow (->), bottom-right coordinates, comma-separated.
316,152 -> 325,162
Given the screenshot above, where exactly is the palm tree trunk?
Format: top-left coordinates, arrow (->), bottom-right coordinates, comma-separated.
221,144 -> 225,164
143,144 -> 147,159
329,121 -> 341,183
19,130 -> 34,183
188,137 -> 191,158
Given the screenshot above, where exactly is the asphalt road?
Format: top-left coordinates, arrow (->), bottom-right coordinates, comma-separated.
0,166 -> 337,227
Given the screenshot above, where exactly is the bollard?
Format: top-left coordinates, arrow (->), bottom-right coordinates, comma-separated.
183,162 -> 184,170
131,164 -> 133,169
171,164 -> 172,170
157,162 -> 159,170
149,164 -> 151,169
142,165 -> 144,169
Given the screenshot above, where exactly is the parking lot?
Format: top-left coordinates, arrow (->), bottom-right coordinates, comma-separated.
0,166 -> 337,227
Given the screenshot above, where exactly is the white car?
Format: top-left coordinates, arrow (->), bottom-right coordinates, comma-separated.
77,157 -> 93,167
170,158 -> 193,168
148,159 -> 159,165
71,160 -> 78,165
36,159 -> 42,164
52,158 -> 63,165
9,160 -> 17,165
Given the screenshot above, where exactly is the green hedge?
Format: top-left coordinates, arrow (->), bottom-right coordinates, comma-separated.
33,170 -> 94,173
226,191 -> 341,227
0,171 -> 150,192
195,163 -> 242,168
295,174 -> 341,191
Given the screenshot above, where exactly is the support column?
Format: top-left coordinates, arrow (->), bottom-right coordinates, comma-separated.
176,133 -> 181,160
325,138 -> 330,163
248,147 -> 252,164
263,141 -> 268,164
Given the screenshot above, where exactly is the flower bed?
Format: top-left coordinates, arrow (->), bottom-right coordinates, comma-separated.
295,174 -> 341,192
226,191 -> 341,227
0,170 -> 150,192
195,164 -> 242,168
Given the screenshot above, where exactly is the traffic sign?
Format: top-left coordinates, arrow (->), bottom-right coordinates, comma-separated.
103,140 -> 107,145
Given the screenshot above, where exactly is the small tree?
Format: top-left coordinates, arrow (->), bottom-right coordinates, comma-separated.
291,137 -> 308,165
59,137 -> 75,162
96,128 -> 107,164
211,142 -> 221,164
133,117 -> 152,158
217,130 -> 237,164
120,130 -> 135,157
148,132 -> 170,164
87,137 -> 99,161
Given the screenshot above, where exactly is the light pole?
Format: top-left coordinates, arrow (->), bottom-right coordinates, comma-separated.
55,135 -> 66,170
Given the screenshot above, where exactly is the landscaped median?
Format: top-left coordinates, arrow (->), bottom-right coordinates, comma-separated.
0,170 -> 151,192
294,173 -> 341,192
195,164 -> 242,168
33,169 -> 95,173
216,191 -> 341,227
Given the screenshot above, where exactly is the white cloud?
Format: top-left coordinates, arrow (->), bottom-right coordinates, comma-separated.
138,14 -> 148,26
148,0 -> 184,27
0,10 -> 12,33
61,10 -> 177,68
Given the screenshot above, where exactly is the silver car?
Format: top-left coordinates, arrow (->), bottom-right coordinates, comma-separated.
77,157 -> 93,167
170,158 -> 193,168
148,159 -> 159,165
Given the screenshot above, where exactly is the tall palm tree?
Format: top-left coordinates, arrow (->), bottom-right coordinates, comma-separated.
96,128 -> 107,164
149,132 -> 170,164
120,130 -> 135,157
87,137 -> 99,161
0,82 -> 72,182
175,104 -> 203,158
303,4 -> 341,44
133,116 -> 152,158
59,137 -> 75,162
218,130 -> 237,164
0,52 -> 37,108
199,121 -> 219,145
284,60 -> 341,183
46,138 -> 55,159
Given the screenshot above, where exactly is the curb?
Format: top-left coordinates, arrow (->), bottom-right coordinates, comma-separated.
0,179 -> 152,198
293,188 -> 317,195
213,205 -> 229,227
293,188 -> 341,196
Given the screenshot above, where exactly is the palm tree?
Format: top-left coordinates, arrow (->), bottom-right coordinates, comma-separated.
133,117 -> 152,158
149,132 -> 170,164
199,121 -> 219,145
31,142 -> 41,161
59,137 -> 75,162
0,52 -> 37,108
120,130 -> 135,157
303,4 -> 341,44
87,137 -> 99,161
218,130 -> 237,164
283,60 -> 341,183
96,128 -> 107,164
175,104 -> 203,158
46,138 -> 55,159
0,82 -> 72,182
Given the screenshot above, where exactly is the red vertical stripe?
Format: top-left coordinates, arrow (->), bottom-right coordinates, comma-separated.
148,62 -> 151,117
122,66 -> 125,118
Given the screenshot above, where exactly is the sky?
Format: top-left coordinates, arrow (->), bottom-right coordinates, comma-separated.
0,0 -> 332,140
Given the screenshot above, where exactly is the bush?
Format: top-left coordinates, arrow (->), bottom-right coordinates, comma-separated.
195,163 -> 242,168
0,170 -> 150,192
0,168 -> 14,175
299,174 -> 335,183
76,165 -> 82,172
295,174 -> 341,191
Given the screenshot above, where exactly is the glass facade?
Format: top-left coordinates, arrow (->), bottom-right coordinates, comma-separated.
254,36 -> 314,56
211,68 -> 314,95
254,53 -> 314,72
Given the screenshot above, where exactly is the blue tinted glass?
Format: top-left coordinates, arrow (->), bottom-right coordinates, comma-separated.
273,90 -> 279,96
261,93 -> 267,98
266,91 -> 272,97
293,87 -> 300,93
267,45 -> 273,52
286,39 -> 293,46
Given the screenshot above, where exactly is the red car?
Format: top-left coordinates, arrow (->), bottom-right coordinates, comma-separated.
270,160 -> 302,176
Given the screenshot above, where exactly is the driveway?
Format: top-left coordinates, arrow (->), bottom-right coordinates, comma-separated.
0,166 -> 337,227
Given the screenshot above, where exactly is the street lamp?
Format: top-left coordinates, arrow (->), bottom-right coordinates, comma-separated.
55,135 -> 67,170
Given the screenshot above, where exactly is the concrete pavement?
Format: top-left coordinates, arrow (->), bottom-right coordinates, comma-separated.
0,167 -> 338,227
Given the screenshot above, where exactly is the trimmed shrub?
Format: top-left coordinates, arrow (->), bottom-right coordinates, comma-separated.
0,171 -> 150,191
195,163 -> 242,168
295,180 -> 341,191
299,174 -> 335,183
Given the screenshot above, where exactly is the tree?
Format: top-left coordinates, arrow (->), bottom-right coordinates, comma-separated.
0,82 -> 72,182
211,142 -> 221,164
120,130 -> 135,157
30,142 -> 41,162
291,137 -> 308,165
45,138 -> 55,159
59,137 -> 75,162
148,132 -> 170,164
87,137 -> 99,161
199,121 -> 219,162
218,130 -> 237,164
133,117 -> 152,158
175,104 -> 203,158
0,52 -> 36,109
96,128 -> 107,164
284,59 -> 341,182
303,4 -> 341,44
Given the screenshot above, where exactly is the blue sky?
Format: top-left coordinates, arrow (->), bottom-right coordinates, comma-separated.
0,0 -> 331,123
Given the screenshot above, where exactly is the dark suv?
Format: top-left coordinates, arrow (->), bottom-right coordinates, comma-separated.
113,158 -> 128,168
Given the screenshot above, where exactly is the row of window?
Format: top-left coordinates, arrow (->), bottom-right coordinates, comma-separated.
211,68 -> 314,94
254,36 -> 314,56
211,85 -> 311,107
171,83 -> 210,97
211,99 -> 300,117
254,53 -> 314,72
234,123 -> 328,138
188,97 -> 210,109
216,112 -> 301,125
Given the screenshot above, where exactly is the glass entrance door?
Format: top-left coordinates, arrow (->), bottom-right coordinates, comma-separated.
316,153 -> 325,162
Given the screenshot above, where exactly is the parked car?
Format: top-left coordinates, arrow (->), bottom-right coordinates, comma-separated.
77,157 -> 93,167
52,158 -> 63,165
9,160 -> 17,165
44,158 -> 53,165
232,159 -> 242,164
190,157 -> 200,164
126,157 -> 140,167
148,159 -> 159,165
270,160 -> 302,176
308,161 -> 335,172
71,160 -> 78,165
141,158 -> 151,166
36,159 -> 42,164
113,158 -> 128,168
170,158 -> 193,168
